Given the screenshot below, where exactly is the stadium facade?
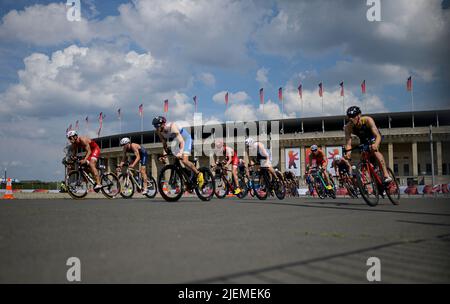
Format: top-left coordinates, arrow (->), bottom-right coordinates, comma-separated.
92,110 -> 450,186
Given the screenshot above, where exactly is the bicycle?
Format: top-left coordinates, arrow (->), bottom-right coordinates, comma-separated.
348,144 -> 400,206
283,171 -> 299,197
117,161 -> 157,199
336,171 -> 359,198
66,156 -> 120,199
157,152 -> 215,202
309,167 -> 336,199
252,165 -> 286,200
212,162 -> 248,199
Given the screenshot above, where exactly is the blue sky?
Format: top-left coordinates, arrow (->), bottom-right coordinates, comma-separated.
0,0 -> 449,181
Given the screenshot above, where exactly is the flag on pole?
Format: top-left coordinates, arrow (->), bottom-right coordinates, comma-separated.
117,108 -> 121,120
278,87 -> 283,102
164,99 -> 169,113
259,88 -> 264,104
407,76 -> 412,91
225,92 -> 229,107
97,112 -> 104,137
361,80 -> 366,94
193,96 -> 197,112
340,82 -> 344,97
75,120 -> 79,130
318,82 -> 323,97
139,104 -> 143,117
85,116 -> 89,124
68,124 -> 72,131
298,84 -> 302,99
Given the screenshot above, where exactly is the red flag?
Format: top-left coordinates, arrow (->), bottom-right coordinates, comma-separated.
298,84 -> 302,99
340,82 -> 344,97
407,76 -> 412,91
193,96 -> 197,110
278,87 -> 283,102
139,104 -> 143,117
259,88 -> 264,104
361,80 -> 366,94
75,120 -> 79,130
318,82 -> 323,97
164,99 -> 169,113
225,92 -> 229,106
117,108 -> 121,120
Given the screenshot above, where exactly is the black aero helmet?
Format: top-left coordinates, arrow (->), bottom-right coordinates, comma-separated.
346,106 -> 361,118
152,116 -> 166,128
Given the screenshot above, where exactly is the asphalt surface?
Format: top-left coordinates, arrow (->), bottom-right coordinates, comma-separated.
1,195 -> 449,283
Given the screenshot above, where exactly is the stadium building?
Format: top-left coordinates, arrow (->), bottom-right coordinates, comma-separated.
92,110 -> 450,186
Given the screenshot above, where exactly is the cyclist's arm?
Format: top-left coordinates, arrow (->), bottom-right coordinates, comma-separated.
171,124 -> 185,152
344,125 -> 353,157
80,137 -> 91,162
225,149 -> 233,166
257,143 -> 269,159
130,144 -> 141,167
367,117 -> 382,150
343,158 -> 352,174
120,147 -> 127,166
157,131 -> 169,154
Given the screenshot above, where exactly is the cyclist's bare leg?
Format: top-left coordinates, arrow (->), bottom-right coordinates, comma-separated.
180,154 -> 200,175
267,166 -> 278,181
232,165 -> 239,187
373,151 -> 389,178
89,159 -> 101,185
140,165 -> 148,188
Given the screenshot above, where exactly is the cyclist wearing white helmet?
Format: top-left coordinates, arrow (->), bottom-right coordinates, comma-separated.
119,137 -> 150,195
245,137 -> 278,182
66,130 -> 102,191
344,106 -> 391,183
331,153 -> 352,181
214,138 -> 242,195
153,116 -> 204,188
307,144 -> 333,190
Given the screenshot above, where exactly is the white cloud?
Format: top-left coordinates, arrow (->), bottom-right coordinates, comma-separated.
225,103 -> 257,122
256,67 -> 269,85
212,91 -> 250,104
198,72 -> 216,87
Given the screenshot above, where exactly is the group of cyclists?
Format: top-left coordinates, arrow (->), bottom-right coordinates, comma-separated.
65,105 -> 395,202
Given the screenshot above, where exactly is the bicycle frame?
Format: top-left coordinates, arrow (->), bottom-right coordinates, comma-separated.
359,146 -> 383,187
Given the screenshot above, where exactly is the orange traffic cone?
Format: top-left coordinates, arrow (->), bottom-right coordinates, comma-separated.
2,178 -> 15,199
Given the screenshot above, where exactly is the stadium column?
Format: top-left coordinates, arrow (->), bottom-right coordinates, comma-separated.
437,141 -> 442,176
300,146 -> 306,177
151,153 -> 158,179
388,143 -> 394,169
412,142 -> 418,176
107,158 -> 113,173
280,146 -> 285,173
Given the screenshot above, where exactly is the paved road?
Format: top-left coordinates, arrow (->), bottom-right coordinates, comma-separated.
1,196 -> 449,283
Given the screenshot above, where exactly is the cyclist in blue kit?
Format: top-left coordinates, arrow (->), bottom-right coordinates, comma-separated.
153,116 -> 204,188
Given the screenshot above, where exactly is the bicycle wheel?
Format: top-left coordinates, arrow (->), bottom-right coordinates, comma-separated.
314,179 -> 326,199
118,173 -> 135,199
144,176 -> 158,199
195,167 -> 215,201
274,176 -> 286,200
158,165 -> 184,202
67,170 -> 88,199
385,167 -> 400,205
357,163 -> 379,207
101,173 -> 120,199
254,171 -> 269,200
214,175 -> 229,199
235,175 -> 248,199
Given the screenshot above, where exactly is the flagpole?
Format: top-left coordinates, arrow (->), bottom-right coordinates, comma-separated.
411,82 -> 415,128
141,114 -> 143,132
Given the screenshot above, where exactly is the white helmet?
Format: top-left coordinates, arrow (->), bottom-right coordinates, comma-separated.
245,137 -> 255,146
214,138 -> 224,150
120,137 -> 131,146
66,130 -> 77,138
334,154 -> 342,161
